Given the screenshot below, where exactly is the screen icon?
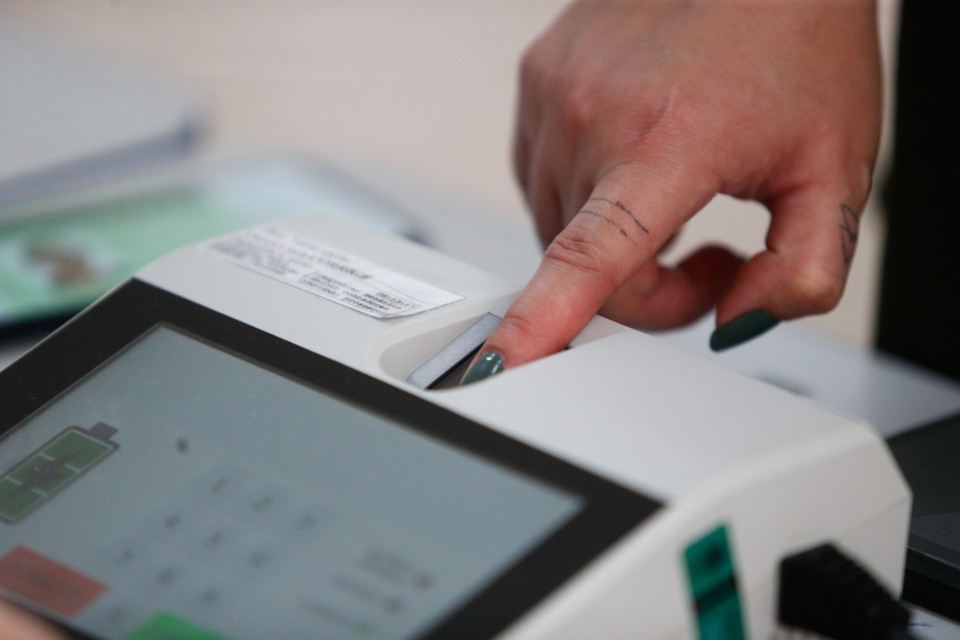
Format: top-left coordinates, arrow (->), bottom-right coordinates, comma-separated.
0,422 -> 119,523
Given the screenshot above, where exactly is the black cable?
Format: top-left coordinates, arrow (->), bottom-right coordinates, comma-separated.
778,543 -> 922,640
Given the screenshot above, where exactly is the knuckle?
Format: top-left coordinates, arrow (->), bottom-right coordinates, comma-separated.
543,228 -> 620,291
518,48 -> 540,85
519,45 -> 599,131
497,310 -> 542,348
519,39 -> 553,90
558,77 -> 599,129
787,261 -> 844,313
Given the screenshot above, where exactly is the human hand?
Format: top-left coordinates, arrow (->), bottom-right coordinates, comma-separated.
0,599 -> 69,640
463,0 -> 881,383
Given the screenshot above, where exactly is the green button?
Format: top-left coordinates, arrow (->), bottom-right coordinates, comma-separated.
697,592 -> 746,640
124,612 -> 227,640
683,524 -> 747,640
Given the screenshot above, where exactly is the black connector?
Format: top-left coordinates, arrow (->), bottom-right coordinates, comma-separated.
778,543 -> 921,640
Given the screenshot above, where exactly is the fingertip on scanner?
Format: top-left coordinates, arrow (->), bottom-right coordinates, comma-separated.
460,350 -> 505,386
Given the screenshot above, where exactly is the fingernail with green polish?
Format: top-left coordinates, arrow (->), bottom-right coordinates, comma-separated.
709,310 -> 780,352
460,351 -> 505,386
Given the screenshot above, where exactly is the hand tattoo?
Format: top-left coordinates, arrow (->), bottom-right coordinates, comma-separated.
589,197 -> 650,234
839,203 -> 859,265
578,208 -> 633,242
577,197 -> 650,245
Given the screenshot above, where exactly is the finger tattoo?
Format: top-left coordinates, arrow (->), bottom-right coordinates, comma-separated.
578,209 -> 634,244
584,195 -> 651,241
588,197 -> 650,234
839,203 -> 859,265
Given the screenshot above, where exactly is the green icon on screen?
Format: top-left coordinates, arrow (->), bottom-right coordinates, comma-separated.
124,611 -> 227,640
0,422 -> 119,524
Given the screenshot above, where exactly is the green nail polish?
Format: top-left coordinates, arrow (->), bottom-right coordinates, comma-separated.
709,310 -> 780,352
460,351 -> 505,386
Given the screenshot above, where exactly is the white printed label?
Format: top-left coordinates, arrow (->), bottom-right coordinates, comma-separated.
203,226 -> 462,318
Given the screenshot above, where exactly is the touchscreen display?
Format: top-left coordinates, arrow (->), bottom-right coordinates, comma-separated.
0,326 -> 583,640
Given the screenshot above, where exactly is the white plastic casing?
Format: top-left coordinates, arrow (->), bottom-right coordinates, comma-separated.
137,213 -> 911,639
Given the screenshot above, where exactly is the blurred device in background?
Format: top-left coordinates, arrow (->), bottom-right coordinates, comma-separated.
1,27 -> 422,338
0,25 -> 201,207
0,155 -> 424,336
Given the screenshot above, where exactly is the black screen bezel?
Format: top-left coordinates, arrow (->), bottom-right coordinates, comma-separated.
0,279 -> 661,639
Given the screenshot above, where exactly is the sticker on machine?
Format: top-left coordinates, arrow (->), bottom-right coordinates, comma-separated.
202,226 -> 463,319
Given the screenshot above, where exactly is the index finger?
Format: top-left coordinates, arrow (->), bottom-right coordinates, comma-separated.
462,163 -> 714,383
